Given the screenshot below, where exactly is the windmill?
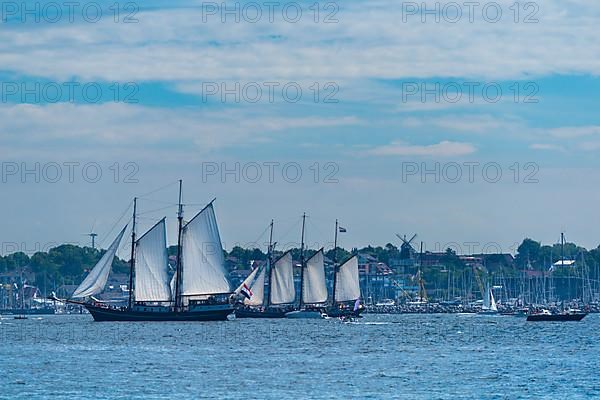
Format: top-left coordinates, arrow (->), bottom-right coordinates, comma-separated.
396,233 -> 418,261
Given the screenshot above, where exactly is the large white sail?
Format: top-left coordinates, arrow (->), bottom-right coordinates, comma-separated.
181,203 -> 231,296
335,255 -> 360,302
303,249 -> 328,304
270,251 -> 295,304
72,225 -> 128,298
134,218 -> 171,302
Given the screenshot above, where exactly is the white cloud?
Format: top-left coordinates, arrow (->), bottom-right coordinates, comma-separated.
0,103 -> 360,159
530,143 -> 565,151
548,126 -> 600,139
0,1 -> 598,85
367,140 -> 476,157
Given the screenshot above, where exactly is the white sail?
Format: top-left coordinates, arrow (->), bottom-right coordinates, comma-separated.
270,252 -> 295,304
483,284 -> 491,310
181,203 -> 230,296
134,218 -> 171,302
244,267 -> 265,306
233,265 -> 265,306
335,255 -> 360,302
72,225 -> 127,298
303,249 -> 328,304
490,289 -> 498,312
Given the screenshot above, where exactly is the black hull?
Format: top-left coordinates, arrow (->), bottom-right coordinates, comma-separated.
84,304 -> 233,322
235,308 -> 287,319
527,313 -> 587,322
325,307 -> 364,318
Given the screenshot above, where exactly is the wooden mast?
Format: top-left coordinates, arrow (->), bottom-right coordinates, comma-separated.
127,197 -> 137,310
174,180 -> 184,310
332,219 -> 339,305
265,219 -> 274,308
298,213 -> 306,310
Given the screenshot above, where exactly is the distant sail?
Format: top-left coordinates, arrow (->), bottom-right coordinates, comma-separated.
335,255 -> 360,302
181,203 -> 231,296
490,288 -> 498,312
270,251 -> 295,305
303,249 -> 328,304
72,225 -> 128,298
244,268 -> 265,306
483,284 -> 492,310
135,218 -> 171,302
233,265 -> 265,306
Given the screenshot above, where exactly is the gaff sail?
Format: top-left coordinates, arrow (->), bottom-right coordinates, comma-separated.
302,249 -> 328,304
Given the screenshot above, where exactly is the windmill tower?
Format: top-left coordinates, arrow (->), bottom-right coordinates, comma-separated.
396,233 -> 418,264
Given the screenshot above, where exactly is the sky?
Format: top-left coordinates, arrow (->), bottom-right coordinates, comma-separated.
1,0 -> 599,258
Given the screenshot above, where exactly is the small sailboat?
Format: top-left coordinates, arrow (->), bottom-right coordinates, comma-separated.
60,181 -> 234,322
479,284 -> 498,315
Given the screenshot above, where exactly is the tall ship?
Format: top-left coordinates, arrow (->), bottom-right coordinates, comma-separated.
234,216 -> 363,319
61,181 -> 234,322
234,220 -> 295,318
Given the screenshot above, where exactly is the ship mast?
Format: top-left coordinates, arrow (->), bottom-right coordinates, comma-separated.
332,219 -> 339,305
298,213 -> 306,310
127,197 -> 137,310
174,180 -> 184,310
265,219 -> 274,308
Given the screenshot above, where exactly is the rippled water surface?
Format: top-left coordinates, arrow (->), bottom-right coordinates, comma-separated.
1,313 -> 599,399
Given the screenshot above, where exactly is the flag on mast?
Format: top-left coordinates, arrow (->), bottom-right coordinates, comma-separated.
339,227 -> 347,233
241,284 -> 253,300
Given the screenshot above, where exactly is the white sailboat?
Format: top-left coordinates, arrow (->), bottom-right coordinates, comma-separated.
64,181 -> 234,321
480,284 -> 498,315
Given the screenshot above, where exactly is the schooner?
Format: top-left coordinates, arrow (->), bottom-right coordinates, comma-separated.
234,220 -> 295,318
233,215 -> 363,319
64,180 -> 234,321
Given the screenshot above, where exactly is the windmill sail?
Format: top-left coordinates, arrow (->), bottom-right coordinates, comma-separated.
335,255 -> 360,302
135,218 -> 171,302
181,203 -> 231,296
72,225 -> 128,298
303,249 -> 327,304
270,251 -> 295,305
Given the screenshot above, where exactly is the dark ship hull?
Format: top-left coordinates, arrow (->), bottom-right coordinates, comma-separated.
234,307 -> 287,319
84,304 -> 233,322
527,313 -> 587,322
325,305 -> 365,318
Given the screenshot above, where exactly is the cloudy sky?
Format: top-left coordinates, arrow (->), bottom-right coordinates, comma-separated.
1,0 -> 599,257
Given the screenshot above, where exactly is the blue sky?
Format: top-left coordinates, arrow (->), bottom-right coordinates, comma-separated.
1,0 -> 600,256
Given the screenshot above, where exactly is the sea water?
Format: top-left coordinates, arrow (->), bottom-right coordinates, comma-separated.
1,313 -> 599,399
